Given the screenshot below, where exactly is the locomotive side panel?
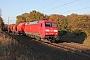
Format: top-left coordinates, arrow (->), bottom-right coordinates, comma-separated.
24,23 -> 42,38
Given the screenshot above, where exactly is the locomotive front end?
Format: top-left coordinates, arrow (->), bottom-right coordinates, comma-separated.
44,21 -> 59,42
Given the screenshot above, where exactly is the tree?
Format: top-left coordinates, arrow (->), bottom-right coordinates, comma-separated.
0,17 -> 4,31
16,10 -> 48,23
0,9 -> 5,31
49,14 -> 65,30
29,10 -> 45,21
61,17 -> 68,30
67,13 -> 78,31
0,8 -> 2,17
16,15 -> 25,24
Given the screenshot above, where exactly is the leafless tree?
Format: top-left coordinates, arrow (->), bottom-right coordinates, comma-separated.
0,8 -> 2,17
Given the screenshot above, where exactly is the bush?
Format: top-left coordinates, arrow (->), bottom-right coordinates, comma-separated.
58,30 -> 67,36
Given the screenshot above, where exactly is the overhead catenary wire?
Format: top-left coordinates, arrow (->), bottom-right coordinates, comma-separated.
40,0 -> 60,9
42,0 -> 80,12
61,6 -> 90,14
40,0 -> 90,15
60,0 -> 90,15
62,0 -> 90,10
38,0 -> 90,15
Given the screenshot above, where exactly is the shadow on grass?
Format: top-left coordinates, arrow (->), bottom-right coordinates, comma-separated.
58,30 -> 87,44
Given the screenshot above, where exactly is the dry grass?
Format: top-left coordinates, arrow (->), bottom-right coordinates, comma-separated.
0,32 -> 30,60
0,32 -> 51,60
0,33 -> 12,45
83,36 -> 90,47
0,32 -> 13,59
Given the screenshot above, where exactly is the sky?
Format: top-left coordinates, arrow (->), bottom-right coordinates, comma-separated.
0,0 -> 90,24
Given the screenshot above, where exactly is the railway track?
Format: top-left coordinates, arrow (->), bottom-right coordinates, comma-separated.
35,39 -> 90,59
4,31 -> 90,59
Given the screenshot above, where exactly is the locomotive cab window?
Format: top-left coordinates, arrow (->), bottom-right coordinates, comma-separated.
45,22 -> 51,27
45,22 -> 57,27
52,23 -> 57,27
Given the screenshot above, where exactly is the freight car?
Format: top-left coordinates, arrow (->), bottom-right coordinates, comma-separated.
17,22 -> 26,34
7,24 -> 15,33
8,19 -> 59,42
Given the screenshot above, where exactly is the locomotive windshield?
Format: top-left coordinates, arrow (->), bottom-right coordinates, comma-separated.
45,22 -> 57,27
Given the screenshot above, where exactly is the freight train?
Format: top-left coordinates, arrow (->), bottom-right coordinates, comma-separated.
7,19 -> 59,42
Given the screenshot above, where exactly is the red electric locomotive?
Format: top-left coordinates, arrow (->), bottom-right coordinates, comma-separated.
24,19 -> 59,42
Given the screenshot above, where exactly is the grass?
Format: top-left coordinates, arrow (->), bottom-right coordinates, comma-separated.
0,32 -> 53,60
83,36 -> 90,47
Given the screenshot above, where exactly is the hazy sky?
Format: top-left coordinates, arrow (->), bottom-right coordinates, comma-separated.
0,0 -> 90,24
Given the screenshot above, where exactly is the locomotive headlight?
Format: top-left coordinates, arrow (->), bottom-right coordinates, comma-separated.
54,30 -> 58,32
56,33 -> 58,35
45,29 -> 50,32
